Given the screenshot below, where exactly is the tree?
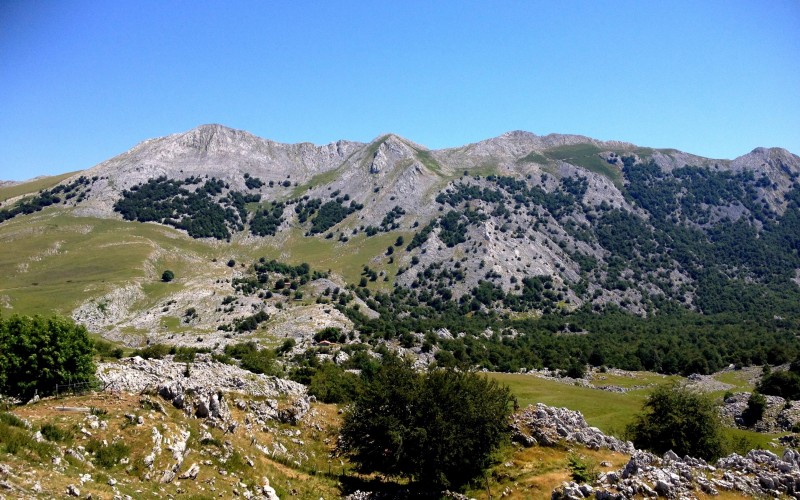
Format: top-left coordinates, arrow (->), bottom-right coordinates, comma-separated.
757,369 -> 800,400
339,358 -> 513,490
626,383 -> 724,460
0,314 -> 96,399
161,270 -> 175,282
308,362 -> 362,403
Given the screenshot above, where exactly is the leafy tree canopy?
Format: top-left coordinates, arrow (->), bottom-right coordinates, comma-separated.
339,357 -> 513,490
626,383 -> 724,460
0,314 -> 96,399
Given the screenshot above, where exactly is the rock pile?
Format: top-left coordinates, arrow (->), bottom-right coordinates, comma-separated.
98,354 -> 306,398
510,403 -> 635,454
720,392 -> 800,432
98,354 -> 312,433
555,448 -> 800,499
537,403 -> 800,499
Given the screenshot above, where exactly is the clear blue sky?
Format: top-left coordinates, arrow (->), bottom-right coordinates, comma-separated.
1,1 -> 798,181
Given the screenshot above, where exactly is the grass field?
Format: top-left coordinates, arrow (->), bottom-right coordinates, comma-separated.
0,203 -> 409,319
543,144 -> 623,187
0,209 -> 216,315
488,371 -> 783,453
489,373 -> 644,435
0,171 -> 81,202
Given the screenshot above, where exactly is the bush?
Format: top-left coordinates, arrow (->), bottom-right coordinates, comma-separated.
308,363 -> 362,403
758,369 -> 800,400
339,358 -> 513,490
314,327 -> 344,343
161,270 -> 175,282
86,438 -> 130,468
742,392 -> 767,427
0,314 -> 96,399
239,349 -> 277,375
94,339 -> 124,359
568,453 -> 598,483
626,383 -> 724,460
276,338 -> 296,355
224,342 -> 278,376
131,343 -> 171,360
40,422 -> 73,442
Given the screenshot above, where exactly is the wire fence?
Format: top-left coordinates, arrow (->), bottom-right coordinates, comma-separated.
54,380 -> 104,398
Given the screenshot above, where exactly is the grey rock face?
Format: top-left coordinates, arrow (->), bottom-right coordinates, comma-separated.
510,403 -> 634,454
98,354 -> 306,399
528,401 -> 800,499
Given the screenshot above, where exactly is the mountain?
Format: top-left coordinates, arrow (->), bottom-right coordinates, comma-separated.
1,124 -> 800,374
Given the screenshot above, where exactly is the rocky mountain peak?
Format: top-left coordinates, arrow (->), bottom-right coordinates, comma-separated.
173,123 -> 261,153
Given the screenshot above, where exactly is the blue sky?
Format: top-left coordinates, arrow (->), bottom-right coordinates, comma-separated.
1,1 -> 798,181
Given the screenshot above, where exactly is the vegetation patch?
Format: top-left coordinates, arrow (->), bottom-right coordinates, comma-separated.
114,176 -> 260,239
0,175 -> 95,223
0,314 -> 96,399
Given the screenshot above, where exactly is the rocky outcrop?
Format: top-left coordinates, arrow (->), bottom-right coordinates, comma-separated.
98,354 -> 306,399
510,403 -> 635,453
533,400 -> 800,499
98,354 -> 312,434
721,392 -> 800,432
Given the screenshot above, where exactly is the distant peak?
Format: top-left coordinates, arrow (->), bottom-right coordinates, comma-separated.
499,130 -> 539,140
370,133 -> 428,151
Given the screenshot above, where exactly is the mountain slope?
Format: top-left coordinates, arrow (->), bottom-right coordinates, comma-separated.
1,125 -> 799,356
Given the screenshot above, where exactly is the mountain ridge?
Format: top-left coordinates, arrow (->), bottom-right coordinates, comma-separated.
1,124 -> 800,358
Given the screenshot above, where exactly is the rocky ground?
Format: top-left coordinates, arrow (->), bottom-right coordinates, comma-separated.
1,356 -> 336,499
4,355 -> 800,499
515,403 -> 800,499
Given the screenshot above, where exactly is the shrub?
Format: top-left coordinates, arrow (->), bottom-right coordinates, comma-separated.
131,343 -> 171,360
161,270 -> 175,282
86,438 -> 130,468
568,453 -> 598,483
40,422 -> 73,442
308,363 -> 362,403
276,338 -> 296,355
94,339 -> 124,359
224,342 -> 278,376
0,314 -> 96,399
239,349 -> 277,375
339,358 -> 513,490
173,346 -> 206,363
626,383 -> 724,460
741,392 -> 767,427
314,327 -> 343,343
758,369 -> 800,400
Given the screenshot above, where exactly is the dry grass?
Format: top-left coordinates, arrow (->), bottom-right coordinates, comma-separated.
5,391 -> 343,499
465,444 -> 629,499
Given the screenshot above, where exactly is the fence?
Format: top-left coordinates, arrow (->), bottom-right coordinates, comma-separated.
54,380 -> 103,398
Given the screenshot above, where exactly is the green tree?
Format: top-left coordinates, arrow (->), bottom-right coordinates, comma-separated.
757,370 -> 800,400
339,358 -> 513,490
0,314 -> 96,399
161,270 -> 175,282
308,362 -> 362,403
626,383 -> 724,460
